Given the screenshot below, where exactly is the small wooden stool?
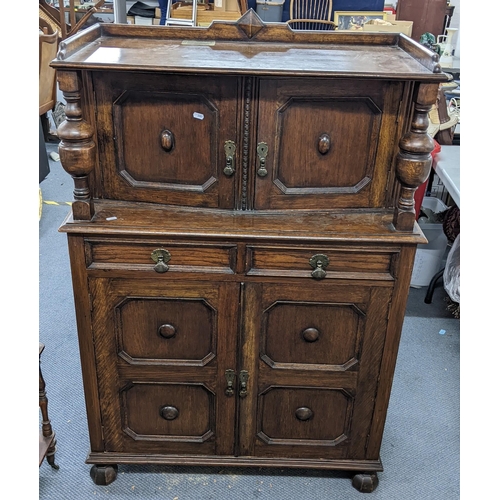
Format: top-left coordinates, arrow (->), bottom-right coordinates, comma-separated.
39,343 -> 59,469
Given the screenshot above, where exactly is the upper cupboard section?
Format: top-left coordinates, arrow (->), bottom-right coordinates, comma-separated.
92,73 -> 404,210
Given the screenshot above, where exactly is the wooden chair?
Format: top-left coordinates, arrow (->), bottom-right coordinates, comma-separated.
39,18 -> 58,117
287,19 -> 336,30
39,343 -> 59,470
39,17 -> 59,145
288,0 -> 334,29
39,0 -> 105,41
39,0 -> 67,40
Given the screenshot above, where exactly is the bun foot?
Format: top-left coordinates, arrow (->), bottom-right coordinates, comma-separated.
46,452 -> 59,470
90,464 -> 118,485
352,472 -> 379,492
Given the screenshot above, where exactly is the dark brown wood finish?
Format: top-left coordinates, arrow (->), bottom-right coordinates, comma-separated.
54,14 -> 446,492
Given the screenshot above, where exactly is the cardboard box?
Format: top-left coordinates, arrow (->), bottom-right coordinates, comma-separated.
134,16 -> 153,25
256,0 -> 284,22
226,0 -> 240,12
410,197 -> 449,287
363,19 -> 413,37
170,4 -> 241,24
213,0 -> 227,11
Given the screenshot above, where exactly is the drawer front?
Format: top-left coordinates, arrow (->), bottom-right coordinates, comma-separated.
86,238 -> 237,274
246,245 -> 397,281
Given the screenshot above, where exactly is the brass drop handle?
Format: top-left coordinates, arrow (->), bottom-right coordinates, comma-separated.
318,133 -> 331,155
239,370 -> 249,398
225,369 -> 235,397
160,129 -> 174,152
309,254 -> 329,280
151,248 -> 171,273
224,140 -> 236,176
256,142 -> 269,177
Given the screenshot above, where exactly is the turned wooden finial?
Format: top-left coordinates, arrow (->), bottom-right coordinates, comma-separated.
56,70 -> 96,221
393,83 -> 439,231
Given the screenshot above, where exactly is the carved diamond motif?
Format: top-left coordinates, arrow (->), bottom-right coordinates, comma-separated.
237,9 -> 265,39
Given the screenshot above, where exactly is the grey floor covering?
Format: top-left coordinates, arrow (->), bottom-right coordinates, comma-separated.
39,142 -> 460,499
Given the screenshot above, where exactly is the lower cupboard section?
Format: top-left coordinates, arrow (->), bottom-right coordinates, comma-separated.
87,277 -> 393,462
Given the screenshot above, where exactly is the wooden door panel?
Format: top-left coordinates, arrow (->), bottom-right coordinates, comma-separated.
262,301 -> 364,370
117,297 -> 215,365
276,98 -> 380,189
114,90 -> 218,185
239,282 -> 392,460
254,78 -> 402,210
122,382 -> 214,442
89,278 -> 239,455
93,73 -> 238,208
257,387 -> 352,445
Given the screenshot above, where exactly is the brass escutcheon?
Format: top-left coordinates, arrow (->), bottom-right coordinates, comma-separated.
224,140 -> 236,176
239,370 -> 249,398
225,369 -> 235,397
256,142 -> 268,177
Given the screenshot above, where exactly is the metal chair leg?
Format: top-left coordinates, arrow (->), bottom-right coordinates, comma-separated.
424,268 -> 445,304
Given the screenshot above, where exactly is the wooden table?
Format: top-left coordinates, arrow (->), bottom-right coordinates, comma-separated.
432,145 -> 460,208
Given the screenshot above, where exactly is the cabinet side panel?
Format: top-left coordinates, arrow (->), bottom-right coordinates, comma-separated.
366,245 -> 417,458
66,234 -> 105,452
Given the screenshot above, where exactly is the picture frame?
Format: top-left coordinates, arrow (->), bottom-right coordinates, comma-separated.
334,11 -> 387,31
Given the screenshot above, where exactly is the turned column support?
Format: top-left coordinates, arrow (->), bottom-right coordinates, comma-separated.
57,70 -> 96,221
393,83 -> 439,231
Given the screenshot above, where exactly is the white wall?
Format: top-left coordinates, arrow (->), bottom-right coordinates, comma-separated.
448,1 -> 460,58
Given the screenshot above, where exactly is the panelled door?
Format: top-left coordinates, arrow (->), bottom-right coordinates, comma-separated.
253,78 -> 404,210
238,282 -> 393,460
89,277 -> 239,456
93,72 -> 239,209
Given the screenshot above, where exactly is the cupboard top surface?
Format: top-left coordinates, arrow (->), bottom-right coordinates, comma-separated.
59,202 -> 426,244
53,19 -> 446,81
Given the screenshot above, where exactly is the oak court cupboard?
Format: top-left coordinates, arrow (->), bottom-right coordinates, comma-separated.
52,10 -> 447,492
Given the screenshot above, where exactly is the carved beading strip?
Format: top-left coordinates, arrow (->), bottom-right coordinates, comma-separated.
241,77 -> 252,210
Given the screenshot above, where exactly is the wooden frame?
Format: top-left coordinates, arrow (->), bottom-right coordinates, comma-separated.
334,11 -> 387,31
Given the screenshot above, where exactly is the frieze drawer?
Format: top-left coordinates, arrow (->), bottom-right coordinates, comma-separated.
245,245 -> 398,281
85,239 -> 237,274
